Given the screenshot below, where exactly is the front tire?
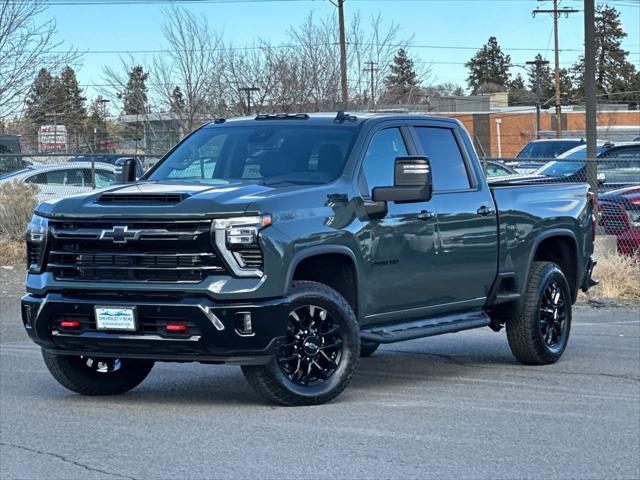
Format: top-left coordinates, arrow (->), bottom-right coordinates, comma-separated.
506,261 -> 572,365
242,281 -> 360,406
42,350 -> 154,395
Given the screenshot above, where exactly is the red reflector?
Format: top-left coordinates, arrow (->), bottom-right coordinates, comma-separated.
60,320 -> 80,328
165,323 -> 188,333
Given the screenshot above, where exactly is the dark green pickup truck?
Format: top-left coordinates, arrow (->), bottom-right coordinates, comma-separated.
22,113 -> 597,405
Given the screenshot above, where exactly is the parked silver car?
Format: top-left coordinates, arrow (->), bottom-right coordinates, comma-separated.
0,162 -> 116,202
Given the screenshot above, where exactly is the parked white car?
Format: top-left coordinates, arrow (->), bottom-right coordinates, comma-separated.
0,162 -> 117,203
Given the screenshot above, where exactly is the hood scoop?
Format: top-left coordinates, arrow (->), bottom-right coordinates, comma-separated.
97,192 -> 189,204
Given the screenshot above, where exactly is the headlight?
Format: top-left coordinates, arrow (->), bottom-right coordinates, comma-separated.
628,211 -> 640,228
212,215 -> 271,277
26,214 -> 48,273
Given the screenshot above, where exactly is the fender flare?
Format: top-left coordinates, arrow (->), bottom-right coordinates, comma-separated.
522,228 -> 581,298
285,245 -> 363,318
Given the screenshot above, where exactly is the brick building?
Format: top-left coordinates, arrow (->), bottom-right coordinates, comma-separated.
437,110 -> 640,158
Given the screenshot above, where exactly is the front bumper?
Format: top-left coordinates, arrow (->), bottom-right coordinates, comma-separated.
21,292 -> 290,365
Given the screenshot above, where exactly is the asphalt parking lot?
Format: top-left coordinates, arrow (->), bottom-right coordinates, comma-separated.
1,267 -> 639,480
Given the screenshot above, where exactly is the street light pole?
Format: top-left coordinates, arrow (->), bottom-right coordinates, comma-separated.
99,98 -> 110,152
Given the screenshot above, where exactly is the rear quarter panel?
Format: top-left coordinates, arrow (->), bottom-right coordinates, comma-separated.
491,183 -> 593,296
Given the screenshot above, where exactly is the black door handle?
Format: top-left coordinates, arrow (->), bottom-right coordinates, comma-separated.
418,210 -> 436,221
477,205 -> 495,216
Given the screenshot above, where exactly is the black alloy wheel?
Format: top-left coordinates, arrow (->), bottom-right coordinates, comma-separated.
276,304 -> 343,386
539,280 -> 568,353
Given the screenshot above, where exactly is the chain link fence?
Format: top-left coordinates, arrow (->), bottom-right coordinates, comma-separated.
484,157 -> 640,257
1,152 -> 639,257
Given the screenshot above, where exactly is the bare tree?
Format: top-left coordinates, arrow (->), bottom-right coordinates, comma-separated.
287,14 -> 341,111
151,6 -> 224,132
0,0 -> 77,119
348,13 -> 431,108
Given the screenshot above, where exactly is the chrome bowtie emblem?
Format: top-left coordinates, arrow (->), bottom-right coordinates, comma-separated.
99,226 -> 141,244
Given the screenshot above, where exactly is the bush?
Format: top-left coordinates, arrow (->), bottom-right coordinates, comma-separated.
0,181 -> 38,241
586,253 -> 640,300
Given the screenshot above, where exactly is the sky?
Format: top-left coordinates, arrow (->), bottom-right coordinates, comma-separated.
36,0 -> 640,109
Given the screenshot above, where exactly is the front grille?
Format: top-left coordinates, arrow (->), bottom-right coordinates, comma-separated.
599,202 -> 629,234
46,219 -> 227,282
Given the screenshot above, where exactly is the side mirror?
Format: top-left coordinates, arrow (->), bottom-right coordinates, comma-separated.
115,157 -> 137,184
597,172 -> 606,184
372,156 -> 433,204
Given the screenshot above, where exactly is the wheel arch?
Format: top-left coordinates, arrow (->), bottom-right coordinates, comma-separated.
286,246 -> 362,321
526,229 -> 581,302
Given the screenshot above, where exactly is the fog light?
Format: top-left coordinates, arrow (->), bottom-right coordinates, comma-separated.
166,323 -> 188,333
60,320 -> 80,328
235,312 -> 254,336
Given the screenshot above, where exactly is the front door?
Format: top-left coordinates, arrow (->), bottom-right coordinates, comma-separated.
357,125 -> 440,325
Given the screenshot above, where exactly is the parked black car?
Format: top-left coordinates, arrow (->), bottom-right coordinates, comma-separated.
534,143 -> 640,191
516,138 -> 586,159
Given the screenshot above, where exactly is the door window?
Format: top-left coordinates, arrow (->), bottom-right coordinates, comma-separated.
414,127 -> 471,191
95,170 -> 115,188
26,168 -> 87,186
360,128 -> 408,196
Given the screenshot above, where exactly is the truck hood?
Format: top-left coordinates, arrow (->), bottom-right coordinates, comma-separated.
35,181 -> 290,218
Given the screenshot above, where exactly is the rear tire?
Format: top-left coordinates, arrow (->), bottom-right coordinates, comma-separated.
506,261 -> 572,365
242,281 -> 359,406
360,341 -> 380,358
42,350 -> 154,395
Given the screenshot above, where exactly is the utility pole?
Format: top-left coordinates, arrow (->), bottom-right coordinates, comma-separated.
239,87 -> 260,115
331,0 -> 348,107
533,0 -> 578,138
363,60 -> 378,109
526,58 -> 550,139
584,0 -> 598,194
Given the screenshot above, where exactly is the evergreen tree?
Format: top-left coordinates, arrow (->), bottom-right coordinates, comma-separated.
53,66 -> 86,145
384,48 -> 421,103
465,37 -> 511,94
527,54 -> 555,100
85,96 -> 108,151
572,5 -> 637,101
119,65 -> 149,115
24,68 -> 56,131
170,86 -> 186,113
508,73 -> 534,105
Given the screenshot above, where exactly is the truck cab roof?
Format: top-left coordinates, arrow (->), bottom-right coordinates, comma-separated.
201,112 -> 461,129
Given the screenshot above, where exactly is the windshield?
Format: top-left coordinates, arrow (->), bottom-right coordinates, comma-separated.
559,145 -> 609,158
147,124 -> 358,186
537,160 -> 585,177
517,140 -> 583,159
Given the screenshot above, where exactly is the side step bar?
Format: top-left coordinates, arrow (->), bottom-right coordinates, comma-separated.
361,311 -> 490,344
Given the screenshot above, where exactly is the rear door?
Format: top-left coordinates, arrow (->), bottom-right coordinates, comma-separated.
409,121 -> 498,311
